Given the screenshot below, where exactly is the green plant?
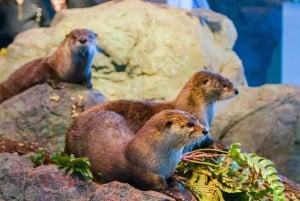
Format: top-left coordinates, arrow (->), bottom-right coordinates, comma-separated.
51,153 -> 93,181
28,151 -> 93,181
28,149 -> 47,166
176,143 -> 286,201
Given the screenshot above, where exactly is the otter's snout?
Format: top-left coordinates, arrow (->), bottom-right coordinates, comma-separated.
234,88 -> 239,95
79,37 -> 88,44
202,130 -> 208,135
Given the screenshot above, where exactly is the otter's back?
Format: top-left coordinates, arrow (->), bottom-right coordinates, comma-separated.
65,110 -> 133,181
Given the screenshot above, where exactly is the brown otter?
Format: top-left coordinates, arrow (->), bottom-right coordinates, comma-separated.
79,70 -> 239,151
65,109 -> 208,200
0,28 -> 97,103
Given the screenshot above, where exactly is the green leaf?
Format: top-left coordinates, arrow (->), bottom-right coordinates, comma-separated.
176,143 -> 286,201
50,153 -> 94,181
28,150 -> 46,166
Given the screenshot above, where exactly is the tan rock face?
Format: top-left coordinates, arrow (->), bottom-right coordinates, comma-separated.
212,85 -> 300,183
0,0 -> 245,100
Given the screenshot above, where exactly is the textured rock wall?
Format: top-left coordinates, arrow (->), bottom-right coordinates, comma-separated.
0,153 -> 173,201
212,85 -> 300,183
0,83 -> 104,152
0,0 -> 246,101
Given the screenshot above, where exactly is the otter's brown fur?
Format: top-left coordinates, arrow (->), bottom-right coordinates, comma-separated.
65,109 -> 207,200
79,70 -> 239,150
0,28 -> 97,103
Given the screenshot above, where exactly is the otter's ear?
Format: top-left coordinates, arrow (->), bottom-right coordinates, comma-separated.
165,121 -> 173,128
201,79 -> 209,86
65,34 -> 69,38
94,33 -> 98,37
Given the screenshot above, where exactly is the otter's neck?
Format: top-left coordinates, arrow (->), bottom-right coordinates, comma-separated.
47,43 -> 72,71
172,86 -> 214,127
71,48 -> 95,72
128,130 -> 183,178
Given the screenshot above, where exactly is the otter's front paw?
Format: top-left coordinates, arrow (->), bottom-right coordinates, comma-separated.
167,175 -> 189,187
163,188 -> 185,201
48,80 -> 65,89
86,82 -> 92,89
82,81 -> 92,89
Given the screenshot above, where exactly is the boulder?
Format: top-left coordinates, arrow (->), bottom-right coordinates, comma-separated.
0,83 -> 105,152
0,0 -> 246,101
212,85 -> 300,183
0,153 -> 173,201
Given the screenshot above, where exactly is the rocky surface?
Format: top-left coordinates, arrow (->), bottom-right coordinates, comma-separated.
0,0 -> 299,199
0,0 -> 246,101
212,85 -> 300,183
0,153 -> 173,201
0,83 -> 105,152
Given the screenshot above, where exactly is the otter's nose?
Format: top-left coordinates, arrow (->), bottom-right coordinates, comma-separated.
79,38 -> 88,44
234,88 -> 239,95
202,130 -> 208,135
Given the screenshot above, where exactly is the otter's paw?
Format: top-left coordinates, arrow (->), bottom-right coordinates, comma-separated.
82,82 -> 92,89
163,188 -> 185,201
48,80 -> 65,89
87,82 -> 93,89
52,82 -> 65,89
167,175 -> 189,187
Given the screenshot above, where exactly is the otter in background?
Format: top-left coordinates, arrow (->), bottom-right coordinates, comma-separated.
0,28 -> 97,103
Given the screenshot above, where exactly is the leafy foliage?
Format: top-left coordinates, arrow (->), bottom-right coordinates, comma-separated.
51,153 -> 93,181
28,149 -> 47,166
176,143 -> 286,201
28,151 -> 93,181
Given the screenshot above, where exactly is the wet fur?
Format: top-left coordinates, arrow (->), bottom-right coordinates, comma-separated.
0,28 -> 97,103
80,70 -> 239,151
65,109 -> 207,200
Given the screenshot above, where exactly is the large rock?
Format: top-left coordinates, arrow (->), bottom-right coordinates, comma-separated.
0,83 -> 105,152
0,153 -> 173,201
212,85 -> 300,183
0,0 -> 246,101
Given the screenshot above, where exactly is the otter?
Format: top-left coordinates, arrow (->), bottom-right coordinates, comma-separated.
0,28 -> 97,103
79,70 -> 239,151
65,109 -> 208,200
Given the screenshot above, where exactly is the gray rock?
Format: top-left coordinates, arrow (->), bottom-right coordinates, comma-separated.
91,182 -> 174,201
212,85 -> 300,183
0,83 -> 105,152
0,153 -> 172,201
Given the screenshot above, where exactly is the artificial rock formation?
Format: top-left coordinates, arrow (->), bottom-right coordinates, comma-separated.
0,83 -> 105,152
0,153 -> 173,201
0,0 -> 299,198
212,85 -> 300,183
0,0 -> 245,101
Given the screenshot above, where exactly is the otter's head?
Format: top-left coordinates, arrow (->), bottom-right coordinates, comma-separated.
65,28 -> 97,56
150,110 -> 208,149
192,70 -> 239,102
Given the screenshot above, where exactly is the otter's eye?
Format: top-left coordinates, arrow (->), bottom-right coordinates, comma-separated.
165,121 -> 172,128
186,122 -> 195,128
